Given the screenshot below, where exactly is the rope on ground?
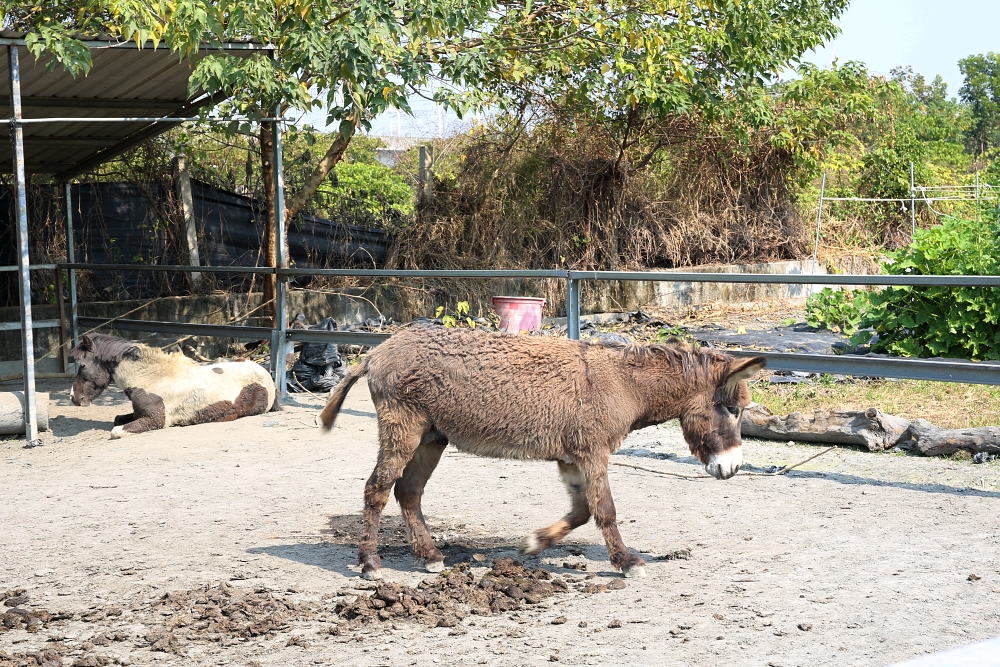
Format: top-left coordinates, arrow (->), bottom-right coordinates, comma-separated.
610,460 -> 711,480
763,446 -> 836,476
611,445 -> 837,480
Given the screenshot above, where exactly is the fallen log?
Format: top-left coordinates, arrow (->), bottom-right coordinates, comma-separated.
0,392 -> 50,435
908,418 -> 1000,457
741,404 -> 911,452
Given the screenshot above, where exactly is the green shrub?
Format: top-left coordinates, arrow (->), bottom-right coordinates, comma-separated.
345,135 -> 386,165
806,288 -> 866,334
851,215 -> 1000,360
331,162 -> 415,217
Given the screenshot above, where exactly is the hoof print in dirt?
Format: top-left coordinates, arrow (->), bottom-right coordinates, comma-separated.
334,558 -> 584,626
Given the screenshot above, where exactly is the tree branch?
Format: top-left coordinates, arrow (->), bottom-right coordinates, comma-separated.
283,119 -> 358,223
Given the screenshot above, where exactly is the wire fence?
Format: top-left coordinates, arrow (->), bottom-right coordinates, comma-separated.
812,163 -> 1000,265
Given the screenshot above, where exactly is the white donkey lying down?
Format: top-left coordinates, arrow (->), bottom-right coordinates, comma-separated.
70,334 -> 276,438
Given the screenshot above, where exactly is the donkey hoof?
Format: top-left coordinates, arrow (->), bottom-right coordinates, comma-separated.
425,559 -> 445,574
520,531 -> 545,556
623,564 -> 647,579
360,567 -> 383,581
110,426 -> 126,439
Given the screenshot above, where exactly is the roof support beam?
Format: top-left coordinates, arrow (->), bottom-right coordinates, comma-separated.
23,137 -> 120,147
0,96 -> 185,110
53,90 -> 229,181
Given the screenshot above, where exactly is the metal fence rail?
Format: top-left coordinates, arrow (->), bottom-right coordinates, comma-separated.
47,264 -> 1000,392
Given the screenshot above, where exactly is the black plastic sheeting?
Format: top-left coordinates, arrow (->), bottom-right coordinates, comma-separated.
75,180 -> 388,298
1,180 -> 388,301
286,314 -> 347,393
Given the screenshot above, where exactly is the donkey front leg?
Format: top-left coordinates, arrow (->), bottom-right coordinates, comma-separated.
110,388 -> 166,439
358,415 -> 426,579
522,461 -> 591,556
394,433 -> 448,573
583,458 -> 646,578
113,413 -> 136,426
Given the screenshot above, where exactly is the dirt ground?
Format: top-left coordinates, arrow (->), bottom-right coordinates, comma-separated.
3,377 -> 1000,667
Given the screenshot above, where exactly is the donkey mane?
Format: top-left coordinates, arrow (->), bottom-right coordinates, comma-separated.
616,339 -> 733,386
76,334 -> 142,363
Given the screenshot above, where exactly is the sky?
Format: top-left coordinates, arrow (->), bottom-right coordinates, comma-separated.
805,0 -> 1000,92
303,0 -> 1000,138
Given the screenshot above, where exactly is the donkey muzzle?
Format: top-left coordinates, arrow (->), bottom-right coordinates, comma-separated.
705,447 -> 743,480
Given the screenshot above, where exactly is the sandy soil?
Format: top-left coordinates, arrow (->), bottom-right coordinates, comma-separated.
2,377 -> 1000,667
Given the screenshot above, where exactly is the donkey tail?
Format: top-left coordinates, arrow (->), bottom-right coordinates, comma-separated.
317,357 -> 370,431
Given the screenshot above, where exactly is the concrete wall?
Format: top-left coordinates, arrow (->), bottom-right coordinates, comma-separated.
573,257 -> 879,316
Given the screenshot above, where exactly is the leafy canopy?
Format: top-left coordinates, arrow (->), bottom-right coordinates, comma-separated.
959,52 -> 1000,156
10,0 -> 850,127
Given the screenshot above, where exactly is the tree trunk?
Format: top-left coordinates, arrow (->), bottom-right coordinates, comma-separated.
259,122 -> 277,328
741,404 -> 912,452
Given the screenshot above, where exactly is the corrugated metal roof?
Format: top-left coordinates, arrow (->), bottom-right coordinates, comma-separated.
0,34 -> 262,177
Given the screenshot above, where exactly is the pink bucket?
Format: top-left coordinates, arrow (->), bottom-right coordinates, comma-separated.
491,296 -> 546,332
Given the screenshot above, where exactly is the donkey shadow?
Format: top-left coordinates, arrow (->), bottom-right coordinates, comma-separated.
249,513 -> 618,577
47,415 -> 114,437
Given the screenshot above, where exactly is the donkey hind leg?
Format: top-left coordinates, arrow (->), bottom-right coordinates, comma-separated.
522,461 -> 591,556
395,431 -> 448,573
358,414 -> 428,580
582,457 -> 647,578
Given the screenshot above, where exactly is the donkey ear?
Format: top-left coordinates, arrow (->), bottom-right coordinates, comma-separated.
80,334 -> 93,351
724,356 -> 767,393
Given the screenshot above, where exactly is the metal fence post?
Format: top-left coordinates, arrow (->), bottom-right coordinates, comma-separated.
910,162 -> 916,238
567,277 -> 581,340
812,173 -> 825,275
54,266 -> 68,372
65,182 -> 79,349
271,114 -> 288,403
8,45 -> 38,443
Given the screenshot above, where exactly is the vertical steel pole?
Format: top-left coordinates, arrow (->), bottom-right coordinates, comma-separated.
55,266 -> 67,373
812,173 -> 825,274
65,182 -> 78,349
8,46 -> 38,443
567,277 -> 581,340
271,115 -> 288,403
910,162 -> 916,239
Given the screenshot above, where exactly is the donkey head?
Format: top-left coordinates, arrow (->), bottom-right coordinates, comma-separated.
70,334 -> 140,406
680,355 -> 767,480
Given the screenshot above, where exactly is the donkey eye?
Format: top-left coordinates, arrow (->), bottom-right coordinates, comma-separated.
726,406 -> 740,417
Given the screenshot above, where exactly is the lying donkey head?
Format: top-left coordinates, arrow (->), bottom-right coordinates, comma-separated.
70,334 -> 140,406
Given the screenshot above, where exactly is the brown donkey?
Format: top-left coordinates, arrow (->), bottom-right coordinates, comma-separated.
319,325 -> 765,580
